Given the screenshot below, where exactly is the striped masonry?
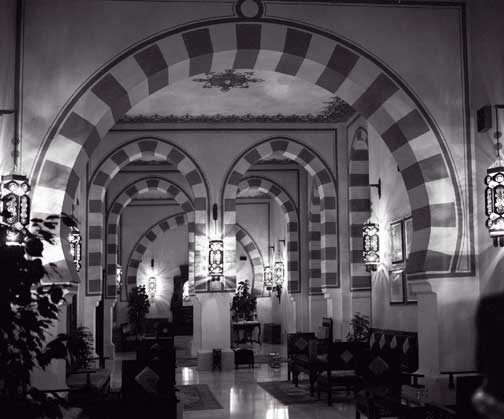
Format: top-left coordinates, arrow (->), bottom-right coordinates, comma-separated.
235,223 -> 265,296
309,183 -> 322,294
237,176 -> 299,293
32,21 -> 460,280
106,177 -> 195,298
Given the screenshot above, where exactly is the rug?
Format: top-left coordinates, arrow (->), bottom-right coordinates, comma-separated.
177,384 -> 223,411
258,380 -> 352,405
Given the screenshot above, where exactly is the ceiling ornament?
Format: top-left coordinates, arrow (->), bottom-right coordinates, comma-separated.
192,69 -> 264,92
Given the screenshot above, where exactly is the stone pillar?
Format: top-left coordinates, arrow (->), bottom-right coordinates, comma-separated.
103,298 -> 117,359
323,288 -> 343,340
413,277 -> 479,404
190,296 -> 201,357
196,292 -> 234,370
308,294 -> 326,332
82,295 -> 101,355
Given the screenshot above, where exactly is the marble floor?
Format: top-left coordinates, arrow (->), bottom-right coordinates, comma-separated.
178,364 -> 355,419
110,339 -> 356,418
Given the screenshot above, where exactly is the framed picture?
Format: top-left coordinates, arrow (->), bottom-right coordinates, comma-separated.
390,219 -> 404,264
404,217 -> 413,262
405,275 -> 418,303
389,269 -> 405,304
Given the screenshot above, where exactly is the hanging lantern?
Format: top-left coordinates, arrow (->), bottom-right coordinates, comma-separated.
116,265 -> 122,295
485,105 -> 504,247
148,258 -> 157,299
68,226 -> 82,271
264,266 -> 273,290
363,220 -> 380,271
209,239 -> 224,278
1,174 -> 31,245
274,261 -> 284,286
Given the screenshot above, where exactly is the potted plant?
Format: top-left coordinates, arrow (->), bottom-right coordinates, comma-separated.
346,312 -> 370,343
230,280 -> 257,321
0,214 -> 72,418
127,285 -> 150,338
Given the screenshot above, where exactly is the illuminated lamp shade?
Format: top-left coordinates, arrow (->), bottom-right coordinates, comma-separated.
274,261 -> 284,286
1,174 -> 31,245
208,239 -> 224,278
362,220 -> 380,271
116,265 -> 122,295
148,276 -> 156,300
485,157 -> 504,246
68,226 -> 82,271
264,266 -> 273,290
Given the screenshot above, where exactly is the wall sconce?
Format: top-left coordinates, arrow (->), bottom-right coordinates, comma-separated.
273,240 -> 285,301
209,203 -> 224,280
116,265 -> 122,295
369,178 -> 381,199
481,105 -> 504,247
264,245 -> 274,290
68,226 -> 82,271
362,220 -> 380,271
148,258 -> 157,300
1,173 -> 31,246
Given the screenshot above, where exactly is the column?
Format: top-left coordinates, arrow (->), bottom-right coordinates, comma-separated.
322,288 -> 343,340
103,298 -> 117,359
82,295 -> 101,355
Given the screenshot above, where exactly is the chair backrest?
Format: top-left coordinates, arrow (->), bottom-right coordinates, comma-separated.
287,332 -> 316,358
327,341 -> 365,371
368,328 -> 418,373
356,348 -> 403,396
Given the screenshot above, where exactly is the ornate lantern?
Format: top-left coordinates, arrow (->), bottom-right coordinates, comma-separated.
148,258 -> 156,300
1,174 -> 31,245
68,226 -> 82,271
116,265 -> 122,295
484,105 -> 504,247
273,240 -> 285,301
209,239 -> 224,278
363,220 -> 380,271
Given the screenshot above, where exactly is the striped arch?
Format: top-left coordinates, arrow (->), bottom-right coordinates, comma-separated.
349,127 -> 372,290
237,176 -> 299,293
126,213 -> 188,288
32,19 -> 462,279
105,177 -> 194,299
86,139 -> 207,296
309,183 -> 322,295
224,137 -> 337,290
235,223 -> 265,296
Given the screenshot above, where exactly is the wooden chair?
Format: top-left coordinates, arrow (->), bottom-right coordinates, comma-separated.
316,341 -> 364,405
286,332 -> 316,382
354,348 -> 406,419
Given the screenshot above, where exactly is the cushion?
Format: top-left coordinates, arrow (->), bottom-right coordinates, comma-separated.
135,366 -> 159,395
368,355 -> 389,376
67,368 -> 110,390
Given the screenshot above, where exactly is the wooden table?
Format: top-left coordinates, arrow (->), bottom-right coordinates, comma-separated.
232,321 -> 261,347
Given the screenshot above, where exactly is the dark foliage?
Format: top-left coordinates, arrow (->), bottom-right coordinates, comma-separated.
231,280 -> 257,320
127,285 -> 150,335
346,312 -> 370,343
0,215 -> 72,417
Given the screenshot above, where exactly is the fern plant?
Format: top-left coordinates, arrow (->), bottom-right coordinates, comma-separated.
127,285 -> 150,336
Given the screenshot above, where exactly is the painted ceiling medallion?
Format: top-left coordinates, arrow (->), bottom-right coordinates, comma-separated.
193,69 -> 264,92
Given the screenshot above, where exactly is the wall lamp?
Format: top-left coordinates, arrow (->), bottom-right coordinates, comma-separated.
480,105 -> 504,246
362,220 -> 380,271
273,239 -> 285,301
369,178 -> 381,199
208,204 -> 224,279
148,258 -> 157,300
68,226 -> 82,271
264,245 -> 274,291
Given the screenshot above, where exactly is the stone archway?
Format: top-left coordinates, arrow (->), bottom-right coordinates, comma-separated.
106,177 -> 194,298
237,176 -> 299,292
31,18 -> 462,282
349,127 -> 372,290
126,213 -> 188,285
235,223 -> 265,296
85,139 -> 207,297
224,137 -> 337,290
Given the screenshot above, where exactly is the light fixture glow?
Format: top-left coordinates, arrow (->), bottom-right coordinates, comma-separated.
116,265 -> 122,295
264,266 -> 273,290
209,239 -> 224,278
68,226 -> 82,271
1,174 -> 31,245
148,258 -> 156,299
363,220 -> 380,271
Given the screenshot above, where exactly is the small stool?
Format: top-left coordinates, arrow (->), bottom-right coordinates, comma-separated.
212,348 -> 222,371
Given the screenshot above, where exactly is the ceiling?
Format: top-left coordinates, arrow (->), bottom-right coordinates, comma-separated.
124,70 -> 354,122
